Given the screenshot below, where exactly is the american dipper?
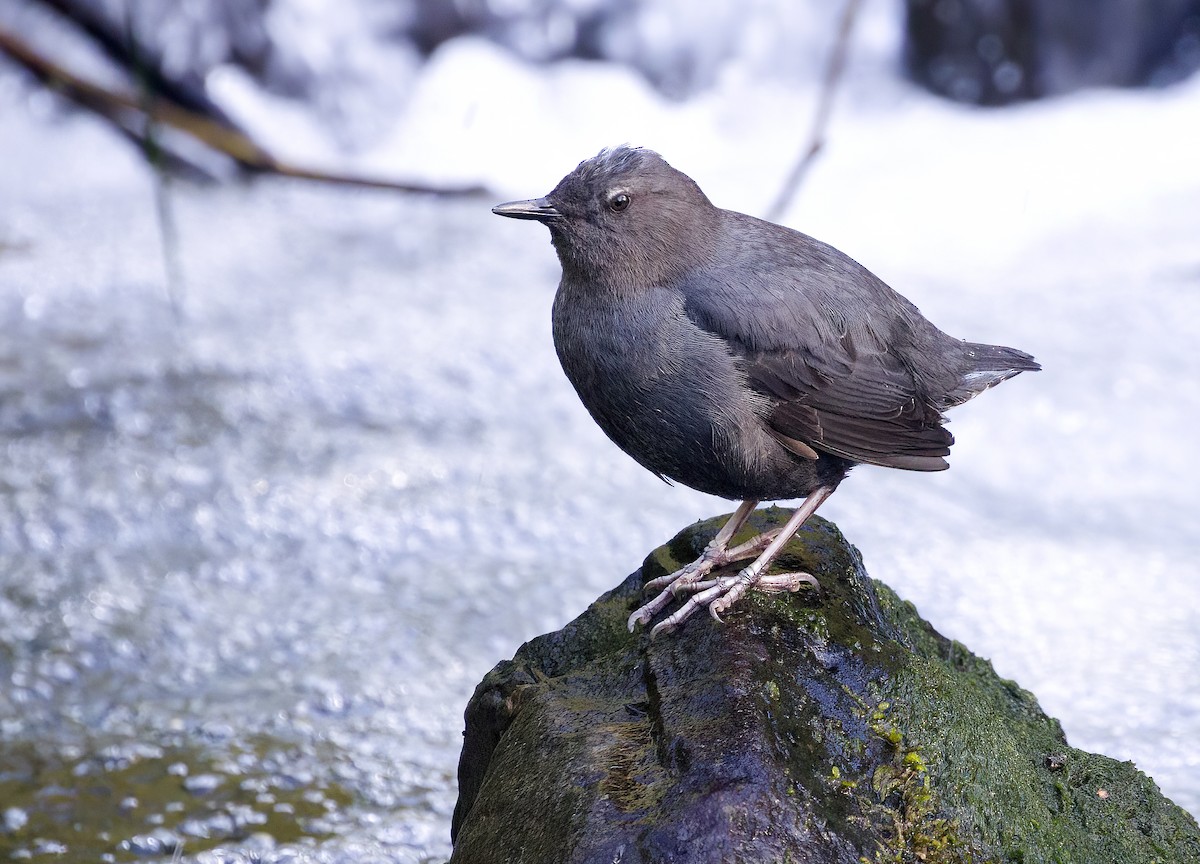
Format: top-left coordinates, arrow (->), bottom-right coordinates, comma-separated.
493,146 -> 1039,637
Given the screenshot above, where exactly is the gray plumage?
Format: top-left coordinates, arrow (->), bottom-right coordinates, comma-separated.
495,146 -> 1039,505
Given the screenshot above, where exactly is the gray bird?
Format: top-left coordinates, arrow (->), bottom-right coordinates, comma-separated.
493,146 -> 1039,637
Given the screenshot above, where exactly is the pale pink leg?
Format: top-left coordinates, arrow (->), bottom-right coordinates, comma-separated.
648,486 -> 834,638
627,499 -> 758,631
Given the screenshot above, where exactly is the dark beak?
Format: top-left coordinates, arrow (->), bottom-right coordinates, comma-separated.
491,197 -> 562,222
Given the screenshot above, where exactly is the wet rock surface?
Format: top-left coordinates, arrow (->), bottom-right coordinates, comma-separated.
452,509 -> 1200,864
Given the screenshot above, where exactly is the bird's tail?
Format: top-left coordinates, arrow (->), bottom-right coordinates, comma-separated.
944,341 -> 1041,407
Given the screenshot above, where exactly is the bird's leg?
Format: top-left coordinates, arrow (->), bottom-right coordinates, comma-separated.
627,499 -> 758,631
628,528 -> 785,631
627,526 -> 785,631
650,486 -> 834,638
641,499 -> 764,593
706,486 -> 834,621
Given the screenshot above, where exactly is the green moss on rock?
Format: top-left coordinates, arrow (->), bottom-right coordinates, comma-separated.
878,578 -> 1200,864
452,509 -> 1200,864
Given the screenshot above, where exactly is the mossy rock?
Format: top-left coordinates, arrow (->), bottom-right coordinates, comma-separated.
451,508 -> 1200,864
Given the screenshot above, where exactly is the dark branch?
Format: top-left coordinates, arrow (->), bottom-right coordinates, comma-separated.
40,0 -> 232,122
0,26 -> 491,198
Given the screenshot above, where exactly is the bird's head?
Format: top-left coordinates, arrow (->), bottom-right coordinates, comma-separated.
492,146 -> 717,287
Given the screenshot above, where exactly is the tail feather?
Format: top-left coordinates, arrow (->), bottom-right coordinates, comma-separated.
944,341 -> 1040,407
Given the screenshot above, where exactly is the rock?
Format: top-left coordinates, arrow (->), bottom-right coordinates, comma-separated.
904,0 -> 1200,104
451,507 -> 1200,864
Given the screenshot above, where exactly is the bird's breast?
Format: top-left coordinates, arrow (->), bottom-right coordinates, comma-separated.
552,286 -> 698,399
550,282 -> 795,498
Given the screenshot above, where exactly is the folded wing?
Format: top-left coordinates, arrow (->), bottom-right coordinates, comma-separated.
681,223 -> 958,472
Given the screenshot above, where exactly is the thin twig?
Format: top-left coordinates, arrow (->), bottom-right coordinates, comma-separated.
766,0 -> 863,222
122,5 -> 188,323
0,26 -> 491,198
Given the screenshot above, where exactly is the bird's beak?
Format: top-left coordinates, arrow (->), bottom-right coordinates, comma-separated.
491,197 -> 563,222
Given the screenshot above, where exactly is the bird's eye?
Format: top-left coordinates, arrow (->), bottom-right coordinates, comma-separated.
608,192 -> 631,212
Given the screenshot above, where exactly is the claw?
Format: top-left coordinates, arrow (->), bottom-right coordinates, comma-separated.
649,619 -> 674,640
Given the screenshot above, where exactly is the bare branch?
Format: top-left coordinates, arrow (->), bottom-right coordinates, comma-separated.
0,26 -> 490,198
766,0 -> 863,222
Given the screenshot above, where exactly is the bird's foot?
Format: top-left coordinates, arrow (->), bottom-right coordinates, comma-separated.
639,553 -> 717,595
630,487 -> 834,638
647,569 -> 819,638
707,571 -> 819,620
627,528 -> 780,632
626,562 -> 711,632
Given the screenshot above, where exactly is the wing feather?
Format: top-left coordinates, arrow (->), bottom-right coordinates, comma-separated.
681,218 -> 958,472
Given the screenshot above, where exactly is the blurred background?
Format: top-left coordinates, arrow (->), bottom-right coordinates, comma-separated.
1,0 -> 1198,861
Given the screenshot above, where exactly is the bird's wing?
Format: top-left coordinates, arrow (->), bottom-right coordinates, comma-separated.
742,345 -> 953,471
680,233 -> 954,471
